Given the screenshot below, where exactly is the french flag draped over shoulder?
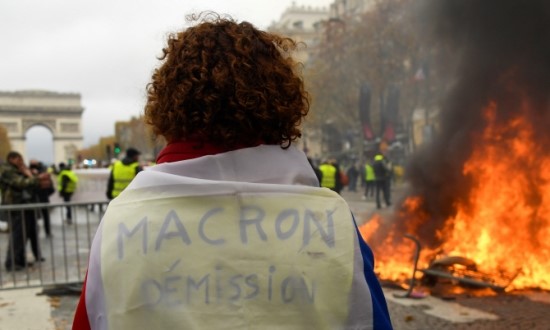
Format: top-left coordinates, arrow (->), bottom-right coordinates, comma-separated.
73,144 -> 393,330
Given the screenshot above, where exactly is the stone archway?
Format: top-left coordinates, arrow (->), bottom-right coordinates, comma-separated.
0,90 -> 84,165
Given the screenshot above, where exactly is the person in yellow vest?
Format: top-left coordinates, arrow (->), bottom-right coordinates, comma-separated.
58,162 -> 78,225
318,158 -> 338,192
363,160 -> 376,200
106,148 -> 142,200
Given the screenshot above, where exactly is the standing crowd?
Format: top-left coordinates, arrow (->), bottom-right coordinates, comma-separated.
312,153 -> 395,209
0,147 -> 142,272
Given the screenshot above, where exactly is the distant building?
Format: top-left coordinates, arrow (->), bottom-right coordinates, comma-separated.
268,2 -> 330,65
329,0 -> 376,19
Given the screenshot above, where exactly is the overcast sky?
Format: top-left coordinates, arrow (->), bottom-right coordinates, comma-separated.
0,0 -> 332,163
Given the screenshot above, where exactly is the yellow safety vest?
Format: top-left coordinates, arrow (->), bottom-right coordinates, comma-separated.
365,164 -> 375,181
57,170 -> 78,193
112,161 -> 139,198
319,164 -> 337,189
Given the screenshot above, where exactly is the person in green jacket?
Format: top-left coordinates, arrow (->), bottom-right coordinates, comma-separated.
58,162 -> 78,224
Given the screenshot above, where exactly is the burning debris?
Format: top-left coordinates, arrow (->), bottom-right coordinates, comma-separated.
393,235 -> 520,299
360,0 -> 550,293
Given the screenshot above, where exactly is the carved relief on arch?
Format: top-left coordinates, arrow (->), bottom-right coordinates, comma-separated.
0,121 -> 18,133
22,119 -> 56,134
60,122 -> 80,133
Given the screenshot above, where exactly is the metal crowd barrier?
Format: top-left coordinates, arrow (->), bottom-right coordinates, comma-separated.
0,200 -> 109,291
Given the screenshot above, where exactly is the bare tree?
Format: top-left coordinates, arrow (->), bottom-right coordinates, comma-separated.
0,125 -> 12,161
305,0 -> 439,156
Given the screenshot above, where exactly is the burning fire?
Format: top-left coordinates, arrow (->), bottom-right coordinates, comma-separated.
361,100 -> 550,292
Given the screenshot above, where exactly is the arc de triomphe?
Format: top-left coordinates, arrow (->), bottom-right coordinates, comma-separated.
0,90 -> 84,165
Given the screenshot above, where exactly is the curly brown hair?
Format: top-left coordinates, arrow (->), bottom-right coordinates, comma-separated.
144,13 -> 310,149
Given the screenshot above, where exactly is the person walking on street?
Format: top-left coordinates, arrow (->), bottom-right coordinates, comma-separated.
106,148 -> 142,200
0,152 -> 50,271
74,14 -> 392,329
373,154 -> 391,209
58,162 -> 78,225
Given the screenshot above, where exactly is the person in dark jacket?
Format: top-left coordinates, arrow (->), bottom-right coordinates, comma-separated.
0,152 -> 50,271
373,154 -> 391,209
29,160 -> 54,237
106,148 -> 142,200
346,163 -> 359,192
333,160 -> 345,194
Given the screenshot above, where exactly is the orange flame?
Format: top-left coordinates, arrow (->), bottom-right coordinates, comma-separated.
361,100 -> 550,291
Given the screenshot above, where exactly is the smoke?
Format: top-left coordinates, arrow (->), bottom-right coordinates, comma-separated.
397,0 -> 550,247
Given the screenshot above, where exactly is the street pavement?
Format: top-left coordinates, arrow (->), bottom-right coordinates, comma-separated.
0,186 -> 548,329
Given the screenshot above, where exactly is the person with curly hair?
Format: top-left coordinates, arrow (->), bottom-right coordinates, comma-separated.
73,13 -> 392,330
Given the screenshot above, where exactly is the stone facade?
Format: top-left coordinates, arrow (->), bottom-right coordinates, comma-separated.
268,3 -> 329,65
